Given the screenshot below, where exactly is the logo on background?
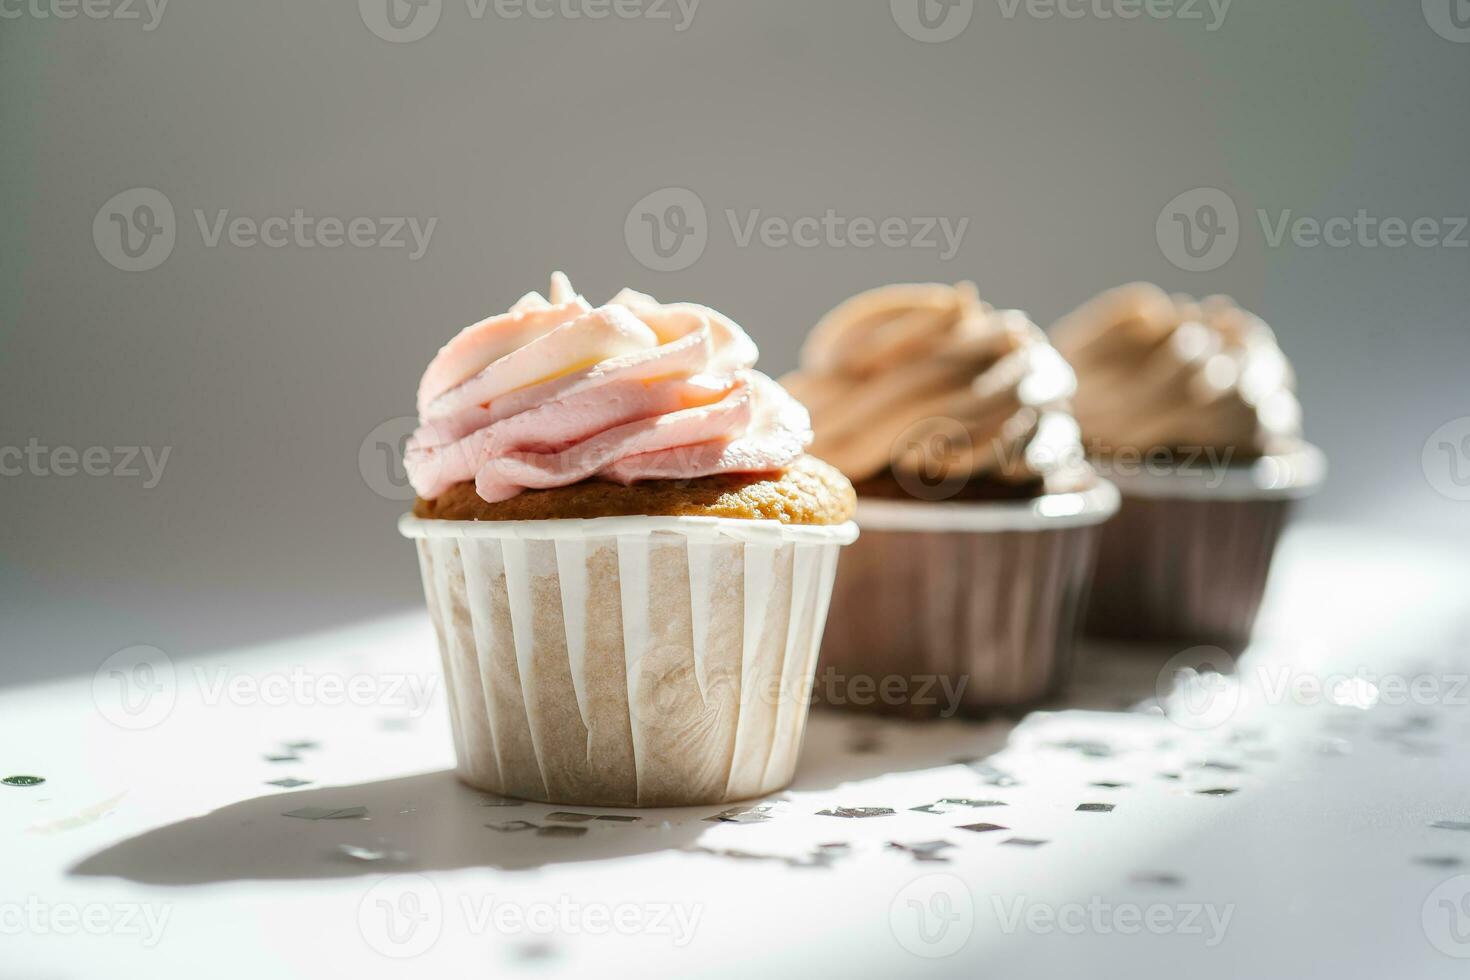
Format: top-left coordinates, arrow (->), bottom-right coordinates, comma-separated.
1423,875 -> 1470,957
1423,0 -> 1470,43
891,0 -> 975,43
624,187 -> 708,272
890,417 -> 974,502
1422,417 -> 1470,501
93,188 -> 176,272
1156,646 -> 1239,731
358,874 -> 443,958
92,646 -> 177,730
889,873 -> 974,957
360,416 -> 420,502
1156,187 -> 1239,272
360,0 -> 442,43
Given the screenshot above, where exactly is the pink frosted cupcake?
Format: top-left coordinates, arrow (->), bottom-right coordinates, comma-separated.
400,274 -> 857,806
784,282 -> 1118,715
1051,283 -> 1325,649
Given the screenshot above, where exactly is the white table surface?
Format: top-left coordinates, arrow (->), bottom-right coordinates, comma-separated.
4,524 -> 1470,980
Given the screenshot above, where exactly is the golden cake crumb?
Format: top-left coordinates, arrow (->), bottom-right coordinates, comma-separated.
413,455 -> 856,525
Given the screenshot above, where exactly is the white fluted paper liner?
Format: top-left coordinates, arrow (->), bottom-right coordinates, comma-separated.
400,514 -> 858,807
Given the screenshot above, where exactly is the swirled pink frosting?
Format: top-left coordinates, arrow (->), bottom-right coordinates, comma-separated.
405,273 -> 812,504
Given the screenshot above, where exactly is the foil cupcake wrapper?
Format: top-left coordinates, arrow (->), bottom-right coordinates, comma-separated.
815,489 -> 1115,715
402,515 -> 856,807
1084,496 -> 1294,651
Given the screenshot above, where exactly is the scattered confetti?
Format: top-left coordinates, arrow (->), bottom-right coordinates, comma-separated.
536,825 -> 589,838
888,840 -> 955,862
958,822 -> 1008,834
911,799 -> 1006,814
685,845 -> 839,869
514,941 -> 558,961
705,805 -> 775,824
1199,760 -> 1242,772
264,754 -> 300,764
817,807 -> 895,819
283,806 -> 367,820
1091,781 -> 1129,789
336,843 -> 408,863
970,764 -> 1020,787
1431,820 -> 1470,832
1002,837 -> 1048,847
266,778 -> 311,789
486,821 -> 539,833
1413,856 -> 1464,868
1381,716 -> 1436,736
1393,740 -> 1442,757
1054,740 -> 1113,758
3,776 -> 45,787
1196,788 -> 1237,797
1076,803 -> 1115,813
283,740 -> 319,751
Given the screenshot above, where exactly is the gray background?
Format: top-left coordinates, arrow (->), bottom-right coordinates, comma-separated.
2,0 -> 1467,685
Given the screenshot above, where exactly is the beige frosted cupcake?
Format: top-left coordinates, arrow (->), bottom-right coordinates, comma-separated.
400,274 -> 857,806
1050,283 -> 1325,649
783,283 -> 1118,716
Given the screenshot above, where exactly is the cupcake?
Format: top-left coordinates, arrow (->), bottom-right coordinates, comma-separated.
400,273 -> 857,807
782,283 -> 1118,716
1050,283 -> 1325,650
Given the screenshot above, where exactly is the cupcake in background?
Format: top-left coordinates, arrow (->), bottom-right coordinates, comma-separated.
1050,283 -> 1325,650
402,273 -> 858,807
783,282 -> 1118,716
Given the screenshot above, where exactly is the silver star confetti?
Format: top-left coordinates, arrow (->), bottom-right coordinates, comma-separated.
283,806 -> 367,820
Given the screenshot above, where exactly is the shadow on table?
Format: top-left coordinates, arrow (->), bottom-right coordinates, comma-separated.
69,769 -> 713,885
794,639 -> 1172,789
70,642 -> 1170,887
